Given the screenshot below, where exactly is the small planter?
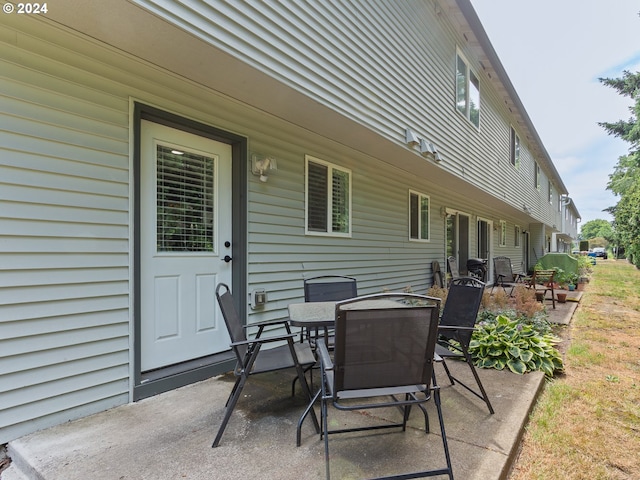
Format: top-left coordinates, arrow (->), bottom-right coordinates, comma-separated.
557,293 -> 567,303
568,284 -> 576,291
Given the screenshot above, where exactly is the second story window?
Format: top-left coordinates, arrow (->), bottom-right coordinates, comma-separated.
456,52 -> 480,128
510,127 -> 520,168
548,181 -> 553,204
535,163 -> 541,190
409,190 -> 430,241
306,156 -> 351,236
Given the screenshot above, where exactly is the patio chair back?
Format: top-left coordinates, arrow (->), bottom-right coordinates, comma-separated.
216,283 -> 249,359
304,275 -> 357,302
440,276 -> 485,345
314,292 -> 453,479
333,293 -> 439,393
494,256 -> 517,283
447,256 -> 460,282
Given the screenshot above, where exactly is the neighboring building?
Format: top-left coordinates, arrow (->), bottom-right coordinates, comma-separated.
553,196 -> 581,253
0,0 -> 579,442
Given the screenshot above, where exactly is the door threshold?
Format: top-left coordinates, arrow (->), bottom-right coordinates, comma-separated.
135,351 -> 235,401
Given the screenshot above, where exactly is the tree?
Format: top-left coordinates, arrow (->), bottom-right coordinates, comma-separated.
579,219 -> 614,242
599,68 -> 640,267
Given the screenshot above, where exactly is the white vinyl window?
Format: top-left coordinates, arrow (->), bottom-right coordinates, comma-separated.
514,225 -> 521,247
510,127 -> 520,168
548,181 -> 553,204
456,51 -> 480,128
409,191 -> 430,241
499,220 -> 507,247
535,163 -> 541,190
305,155 -> 351,236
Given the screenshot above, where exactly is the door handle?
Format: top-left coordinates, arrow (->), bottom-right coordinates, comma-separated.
222,255 -> 233,263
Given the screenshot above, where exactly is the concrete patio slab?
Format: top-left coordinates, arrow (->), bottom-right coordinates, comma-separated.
2,299 -> 578,480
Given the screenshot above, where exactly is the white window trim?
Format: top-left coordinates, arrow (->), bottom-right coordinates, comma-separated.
499,220 -> 507,247
305,155 -> 352,237
409,190 -> 431,242
510,126 -> 520,169
455,49 -> 480,128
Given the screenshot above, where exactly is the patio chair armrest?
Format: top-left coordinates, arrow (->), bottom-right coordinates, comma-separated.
230,332 -> 298,348
316,342 -> 333,371
438,325 -> 476,333
243,318 -> 290,329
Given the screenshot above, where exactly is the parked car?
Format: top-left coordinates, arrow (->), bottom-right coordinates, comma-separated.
592,247 -> 608,259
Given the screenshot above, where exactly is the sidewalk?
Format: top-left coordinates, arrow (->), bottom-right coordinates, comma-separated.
2,299 -> 577,480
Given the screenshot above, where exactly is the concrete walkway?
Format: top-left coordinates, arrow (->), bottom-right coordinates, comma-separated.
2,299 -> 578,480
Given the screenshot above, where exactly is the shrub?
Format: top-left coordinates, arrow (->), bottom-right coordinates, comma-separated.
469,314 -> 564,376
425,285 -> 448,305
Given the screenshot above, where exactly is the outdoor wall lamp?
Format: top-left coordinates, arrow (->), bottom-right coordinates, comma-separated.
251,153 -> 277,182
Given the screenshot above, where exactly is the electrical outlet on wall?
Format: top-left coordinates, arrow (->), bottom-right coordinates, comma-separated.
250,289 -> 267,309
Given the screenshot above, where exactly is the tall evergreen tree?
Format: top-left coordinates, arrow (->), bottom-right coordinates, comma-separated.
599,70 -> 640,266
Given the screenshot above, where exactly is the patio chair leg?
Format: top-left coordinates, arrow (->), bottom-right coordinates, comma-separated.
440,358 -> 456,386
297,388 -> 321,446
288,340 -> 320,434
433,386 -> 455,480
212,373 -> 249,447
463,349 -> 494,415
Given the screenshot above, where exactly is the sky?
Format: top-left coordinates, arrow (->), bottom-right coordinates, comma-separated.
469,0 -> 640,230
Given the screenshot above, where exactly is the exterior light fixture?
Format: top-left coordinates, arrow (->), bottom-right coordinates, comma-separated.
251,154 -> 277,182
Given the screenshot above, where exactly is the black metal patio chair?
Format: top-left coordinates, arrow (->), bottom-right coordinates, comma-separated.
436,277 -> 494,414
304,275 -> 358,302
300,275 -> 357,346
491,256 -> 527,296
447,256 -> 461,285
310,292 -> 454,480
212,283 -> 319,447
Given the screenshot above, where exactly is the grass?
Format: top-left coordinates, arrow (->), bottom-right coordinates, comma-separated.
509,259 -> 640,479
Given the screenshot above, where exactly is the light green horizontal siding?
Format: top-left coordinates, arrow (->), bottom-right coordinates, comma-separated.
0,22 -> 131,443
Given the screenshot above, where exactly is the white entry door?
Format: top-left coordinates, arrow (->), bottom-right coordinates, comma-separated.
140,120 -> 232,371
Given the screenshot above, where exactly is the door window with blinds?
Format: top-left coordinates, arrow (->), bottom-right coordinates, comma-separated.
305,155 -> 351,236
155,143 -> 216,253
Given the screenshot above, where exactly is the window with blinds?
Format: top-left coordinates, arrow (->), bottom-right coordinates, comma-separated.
409,190 -> 430,241
306,156 -> 351,236
156,144 -> 215,252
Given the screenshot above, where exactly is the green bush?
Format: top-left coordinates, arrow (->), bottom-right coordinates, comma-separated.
469,314 -> 564,376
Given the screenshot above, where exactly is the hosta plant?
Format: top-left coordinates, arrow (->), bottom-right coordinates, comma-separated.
468,314 -> 564,377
